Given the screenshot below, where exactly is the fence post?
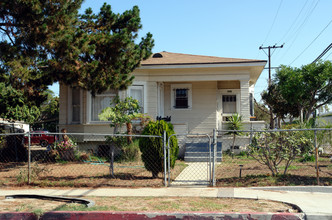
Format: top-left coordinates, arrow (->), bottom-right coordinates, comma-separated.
167,131 -> 171,186
208,135 -> 212,186
28,131 -> 31,184
163,131 -> 167,187
314,130 -> 320,185
212,129 -> 217,186
250,123 -> 253,145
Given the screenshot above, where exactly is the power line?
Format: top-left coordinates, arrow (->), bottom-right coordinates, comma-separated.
263,0 -> 283,44
289,18 -> 332,65
324,49 -> 332,61
276,0 -> 320,63
277,0 -> 309,45
273,0 -> 309,60
256,0 -> 283,60
286,0 -> 319,44
312,43 -> 332,63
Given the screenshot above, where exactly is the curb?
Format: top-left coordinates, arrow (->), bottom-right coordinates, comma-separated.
0,211 -> 306,220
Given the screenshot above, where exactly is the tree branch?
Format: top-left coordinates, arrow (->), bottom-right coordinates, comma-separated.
0,27 -> 15,44
316,99 -> 332,110
254,98 -> 270,114
0,23 -> 24,27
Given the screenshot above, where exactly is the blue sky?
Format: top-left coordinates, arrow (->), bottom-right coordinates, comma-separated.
50,0 -> 332,106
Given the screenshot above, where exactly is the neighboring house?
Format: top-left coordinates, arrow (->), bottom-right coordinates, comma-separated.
59,52 -> 267,154
0,118 -> 29,133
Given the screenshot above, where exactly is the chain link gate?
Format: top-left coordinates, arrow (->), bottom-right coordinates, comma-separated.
165,130 -> 220,186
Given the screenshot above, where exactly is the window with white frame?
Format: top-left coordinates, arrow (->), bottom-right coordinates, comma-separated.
171,84 -> 192,110
222,95 -> 237,114
129,85 -> 144,113
90,89 -> 117,122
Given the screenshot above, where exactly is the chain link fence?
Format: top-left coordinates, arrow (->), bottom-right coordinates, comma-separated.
0,132 -> 188,187
0,128 -> 331,188
216,128 -> 332,187
167,134 -> 213,186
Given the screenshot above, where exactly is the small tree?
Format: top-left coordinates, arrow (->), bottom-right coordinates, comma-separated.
225,113 -> 244,158
249,131 -> 311,176
99,96 -> 141,136
139,120 -> 178,178
99,96 -> 141,177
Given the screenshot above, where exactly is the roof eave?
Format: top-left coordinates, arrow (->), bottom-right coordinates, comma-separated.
139,61 -> 267,69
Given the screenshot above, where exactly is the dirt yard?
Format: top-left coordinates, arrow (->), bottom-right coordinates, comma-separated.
0,155 -> 331,188
0,160 -> 187,187
216,155 -> 332,186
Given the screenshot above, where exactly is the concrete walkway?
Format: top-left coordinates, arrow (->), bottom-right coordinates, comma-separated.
1,186 -> 332,219
172,162 -> 211,186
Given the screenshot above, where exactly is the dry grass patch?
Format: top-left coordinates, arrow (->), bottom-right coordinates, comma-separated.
0,196 -> 299,213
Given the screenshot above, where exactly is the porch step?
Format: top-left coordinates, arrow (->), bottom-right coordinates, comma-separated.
184,142 -> 222,162
185,155 -> 222,162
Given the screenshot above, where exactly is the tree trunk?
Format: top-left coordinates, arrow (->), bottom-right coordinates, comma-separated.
269,108 -> 274,129
152,170 -> 159,179
277,117 -> 281,129
304,108 -> 314,122
231,134 -> 236,159
126,122 -> 133,144
299,108 -> 303,123
109,124 -> 120,177
109,145 -> 115,178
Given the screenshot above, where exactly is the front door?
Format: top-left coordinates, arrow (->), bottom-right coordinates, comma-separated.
217,90 -> 240,130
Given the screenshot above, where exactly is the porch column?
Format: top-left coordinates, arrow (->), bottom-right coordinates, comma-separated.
157,82 -> 164,117
240,79 -> 250,121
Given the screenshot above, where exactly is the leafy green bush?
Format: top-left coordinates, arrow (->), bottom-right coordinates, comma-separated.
299,153 -> 315,162
237,151 -> 248,157
139,120 -> 178,178
118,139 -> 140,162
105,136 -> 140,162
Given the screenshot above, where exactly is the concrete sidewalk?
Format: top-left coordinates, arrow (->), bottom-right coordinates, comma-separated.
0,186 -> 331,219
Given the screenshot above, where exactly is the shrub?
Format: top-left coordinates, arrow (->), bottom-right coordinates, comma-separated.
299,153 -> 315,162
118,139 -> 140,162
249,131 -> 311,176
225,113 -> 244,158
54,138 -> 77,161
16,162 -> 51,183
139,120 -> 178,178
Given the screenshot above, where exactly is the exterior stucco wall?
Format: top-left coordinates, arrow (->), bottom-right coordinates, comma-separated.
145,81 -> 158,118
164,81 -> 217,134
60,65 -> 262,136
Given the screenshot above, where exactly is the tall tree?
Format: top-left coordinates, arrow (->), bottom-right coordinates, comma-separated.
0,0 -> 83,122
0,1 -> 154,122
261,83 -> 299,127
263,61 -> 332,122
0,82 -> 41,123
32,90 -> 59,131
76,4 -> 154,94
253,100 -> 270,123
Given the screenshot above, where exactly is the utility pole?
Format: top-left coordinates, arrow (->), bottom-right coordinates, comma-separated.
259,44 -> 283,129
259,44 -> 283,85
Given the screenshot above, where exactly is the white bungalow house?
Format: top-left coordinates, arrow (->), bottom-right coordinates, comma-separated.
59,52 -> 267,157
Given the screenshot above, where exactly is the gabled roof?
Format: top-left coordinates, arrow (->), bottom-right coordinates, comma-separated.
141,51 -> 266,66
